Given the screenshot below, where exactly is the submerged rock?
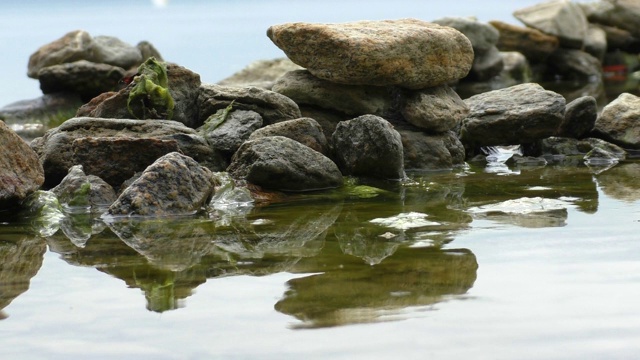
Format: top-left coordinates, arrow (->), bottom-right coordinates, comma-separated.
332,115 -> 405,180
228,136 -> 343,192
108,152 -> 215,216
593,93 -> 640,149
267,19 -> 473,89
0,121 -> 44,208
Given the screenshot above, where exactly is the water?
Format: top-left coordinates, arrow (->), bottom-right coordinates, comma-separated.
2,1 -> 640,359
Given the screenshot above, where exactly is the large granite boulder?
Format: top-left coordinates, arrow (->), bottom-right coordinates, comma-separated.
460,83 -> 566,149
490,20 -> 560,63
593,93 -> 640,149
514,0 -> 589,49
331,115 -> 405,180
400,85 -> 469,133
0,121 -> 45,208
30,117 -> 226,188
228,136 -> 343,192
267,19 -> 473,89
28,30 -> 144,78
272,70 -> 395,116
108,152 -> 215,216
248,117 -> 330,155
198,84 -> 301,126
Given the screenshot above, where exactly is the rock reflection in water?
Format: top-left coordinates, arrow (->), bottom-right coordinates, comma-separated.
0,231 -> 46,319
275,246 -> 477,328
596,163 -> 640,202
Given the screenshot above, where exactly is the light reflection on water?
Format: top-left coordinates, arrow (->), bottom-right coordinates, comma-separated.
1,162 -> 639,358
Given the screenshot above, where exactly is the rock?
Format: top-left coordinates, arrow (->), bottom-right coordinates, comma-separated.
0,121 -> 44,208
75,61 -> 201,127
298,105 -> 351,140
248,117 -> 329,155
272,70 -> 395,116
468,45 -> 504,81
400,85 -> 469,133
217,58 -> 303,89
27,30 -> 143,79
398,127 -> 465,170
513,0 -> 589,49
331,115 -> 404,179
558,96 -> 597,139
30,117 -> 226,188
460,83 -> 566,149
593,93 -> 640,149
72,137 -> 182,188
500,51 -> 532,82
37,60 -> 126,101
228,136 -> 343,191
584,25 -> 607,61
51,165 -> 117,209
582,0 -> 640,38
108,152 -> 215,216
489,20 -> 560,63
546,49 -> 603,82
198,83 -> 301,126
200,109 -> 263,157
595,24 -> 640,53
136,41 -> 163,62
537,137 -> 626,159
0,92 -> 83,140
267,19 -> 473,89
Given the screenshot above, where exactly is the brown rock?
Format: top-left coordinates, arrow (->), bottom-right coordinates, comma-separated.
490,20 -> 559,63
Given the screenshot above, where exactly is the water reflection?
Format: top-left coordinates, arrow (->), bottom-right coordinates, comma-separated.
0,230 -> 46,319
595,162 -> 640,202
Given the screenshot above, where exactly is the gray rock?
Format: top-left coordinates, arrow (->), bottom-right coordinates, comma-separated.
228,136 -> 343,192
432,17 -> 499,53
558,96 -> 597,139
490,20 -> 560,63
469,45 -> 504,81
593,93 -> 640,149
37,60 -> 126,101
200,109 -> 263,156
584,25 -> 608,61
136,41 -> 164,62
0,121 -> 44,208
400,85 -> 469,133
547,49 -> 603,82
582,0 -> 640,38
51,165 -> 117,208
27,30 -> 143,79
198,83 -> 301,126
399,128 -> 465,170
30,117 -> 226,188
299,105 -> 351,140
272,70 -> 395,116
108,152 -> 215,216
539,136 -> 626,159
331,115 -> 404,179
595,24 -> 640,52
514,0 -> 589,49
267,19 -> 473,89
500,51 -> 532,82
218,58 -> 303,89
249,117 -> 329,155
460,83 -> 566,149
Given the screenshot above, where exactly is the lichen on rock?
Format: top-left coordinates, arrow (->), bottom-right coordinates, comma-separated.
127,57 -> 175,119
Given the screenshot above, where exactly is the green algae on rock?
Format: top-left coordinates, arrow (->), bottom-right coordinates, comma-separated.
127,57 -> 175,120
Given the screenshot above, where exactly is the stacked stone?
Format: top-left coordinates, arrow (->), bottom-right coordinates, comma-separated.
267,18 -> 474,173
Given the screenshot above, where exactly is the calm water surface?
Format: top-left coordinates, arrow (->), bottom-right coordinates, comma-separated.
1,1 -> 640,359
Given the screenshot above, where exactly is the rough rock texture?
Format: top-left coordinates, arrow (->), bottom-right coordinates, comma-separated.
0,121 -> 45,208
248,117 -> 329,155
400,85 -> 469,133
37,60 -> 126,101
593,93 -> 640,149
200,109 -> 263,156
398,128 -> 465,170
538,137 -> 626,159
72,137 -> 182,188
298,105 -> 351,140
198,83 -> 301,126
51,165 -> 117,208
513,0 -> 589,49
217,58 -> 303,89
272,70 -> 395,116
30,117 -> 226,188
267,19 -> 473,89
28,30 -> 143,79
108,152 -> 214,216
76,62 -> 201,127
547,49 -> 603,81
331,115 -> 405,179
490,20 -> 560,63
460,83 -> 566,149
228,136 -> 343,191
582,0 -> 640,38
558,96 -> 597,139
